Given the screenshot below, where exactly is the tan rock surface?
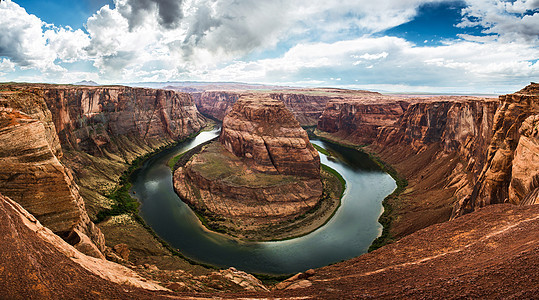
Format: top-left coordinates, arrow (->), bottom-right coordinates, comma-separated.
220,96 -> 320,177
175,96 -> 324,235
455,83 -> 539,215
0,108 -> 105,257
509,114 -> 539,205
0,193 -> 168,299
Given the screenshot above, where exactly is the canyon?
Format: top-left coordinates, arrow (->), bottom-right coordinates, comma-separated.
173,96 -> 341,240
0,82 -> 538,298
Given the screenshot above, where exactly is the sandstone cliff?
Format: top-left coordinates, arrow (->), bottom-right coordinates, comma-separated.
318,98 -> 410,145
0,107 -> 105,258
0,193 -> 168,299
0,84 -> 206,259
175,96 -> 324,236
362,97 -> 498,237
220,96 -> 320,177
455,84 -> 539,215
192,89 -> 382,126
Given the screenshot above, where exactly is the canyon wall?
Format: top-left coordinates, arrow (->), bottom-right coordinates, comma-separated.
0,106 -> 105,258
454,83 -> 539,215
368,97 -> 499,236
318,99 -> 410,145
316,84 -> 538,237
0,84 -> 206,257
192,89 -> 381,126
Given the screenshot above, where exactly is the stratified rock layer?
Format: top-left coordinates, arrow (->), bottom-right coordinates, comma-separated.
220,96 -> 320,177
455,84 -> 539,215
0,84 -> 206,258
0,108 -> 105,258
318,97 -> 410,145
192,89 -> 382,126
175,96 -> 323,232
510,114 -> 539,205
0,193 -> 167,299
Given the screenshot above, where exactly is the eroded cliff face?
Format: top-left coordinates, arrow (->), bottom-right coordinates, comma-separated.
318,98 -> 410,145
42,86 -> 205,156
510,114 -> 539,205
454,83 -> 539,215
0,84 -> 206,259
220,96 -> 320,177
192,89 -> 382,126
175,96 -> 323,235
367,97 -> 499,237
0,108 -> 105,258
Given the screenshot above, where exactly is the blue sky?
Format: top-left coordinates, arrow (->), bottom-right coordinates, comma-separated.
0,0 -> 538,93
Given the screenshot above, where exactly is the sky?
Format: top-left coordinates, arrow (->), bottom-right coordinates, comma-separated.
0,0 -> 538,93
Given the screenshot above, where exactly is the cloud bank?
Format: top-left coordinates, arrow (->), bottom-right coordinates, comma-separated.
0,0 -> 538,92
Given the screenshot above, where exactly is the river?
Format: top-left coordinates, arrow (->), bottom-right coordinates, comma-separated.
131,127 -> 396,275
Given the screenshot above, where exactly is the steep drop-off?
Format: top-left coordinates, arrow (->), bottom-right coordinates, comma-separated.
174,96 -> 328,239
0,107 -> 105,258
317,97 -> 410,145
455,84 -> 539,215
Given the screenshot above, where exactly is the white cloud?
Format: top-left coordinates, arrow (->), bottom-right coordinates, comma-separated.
0,0 -> 537,92
0,58 -> 15,72
459,0 -> 539,43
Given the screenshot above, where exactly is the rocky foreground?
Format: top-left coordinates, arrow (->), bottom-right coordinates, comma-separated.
174,96 -> 331,238
1,191 -> 537,299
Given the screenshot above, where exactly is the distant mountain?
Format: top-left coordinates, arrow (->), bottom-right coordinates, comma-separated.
72,80 -> 100,86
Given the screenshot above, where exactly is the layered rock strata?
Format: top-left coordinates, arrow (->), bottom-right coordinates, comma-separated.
318,98 -> 410,145
220,96 -> 320,177
191,89 -> 382,126
0,84 -> 206,259
316,96 -> 497,237
0,193 -> 168,299
0,108 -> 105,258
455,84 -> 539,215
174,96 -> 323,233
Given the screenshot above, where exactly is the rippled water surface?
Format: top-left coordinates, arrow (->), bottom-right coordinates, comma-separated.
131,128 -> 396,274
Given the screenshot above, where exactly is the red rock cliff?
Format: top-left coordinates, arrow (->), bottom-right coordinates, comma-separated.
318,97 -> 410,145
0,108 -> 105,258
41,86 -> 205,156
192,89 -> 381,126
220,96 -> 320,177
0,84 -> 207,256
454,83 -> 539,215
367,97 -> 499,237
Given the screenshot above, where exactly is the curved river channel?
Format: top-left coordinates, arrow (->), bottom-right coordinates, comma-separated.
131,127 -> 396,275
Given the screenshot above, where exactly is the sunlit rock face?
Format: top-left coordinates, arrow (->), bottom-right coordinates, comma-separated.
0,84 -> 207,257
174,96 -> 323,230
461,83 -> 539,211
220,96 -> 320,178
0,108 -> 105,258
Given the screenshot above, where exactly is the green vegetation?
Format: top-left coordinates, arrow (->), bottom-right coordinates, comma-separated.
312,143 -> 331,157
364,152 -> 407,252
321,164 -> 346,198
168,152 -> 186,170
191,142 -> 298,187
